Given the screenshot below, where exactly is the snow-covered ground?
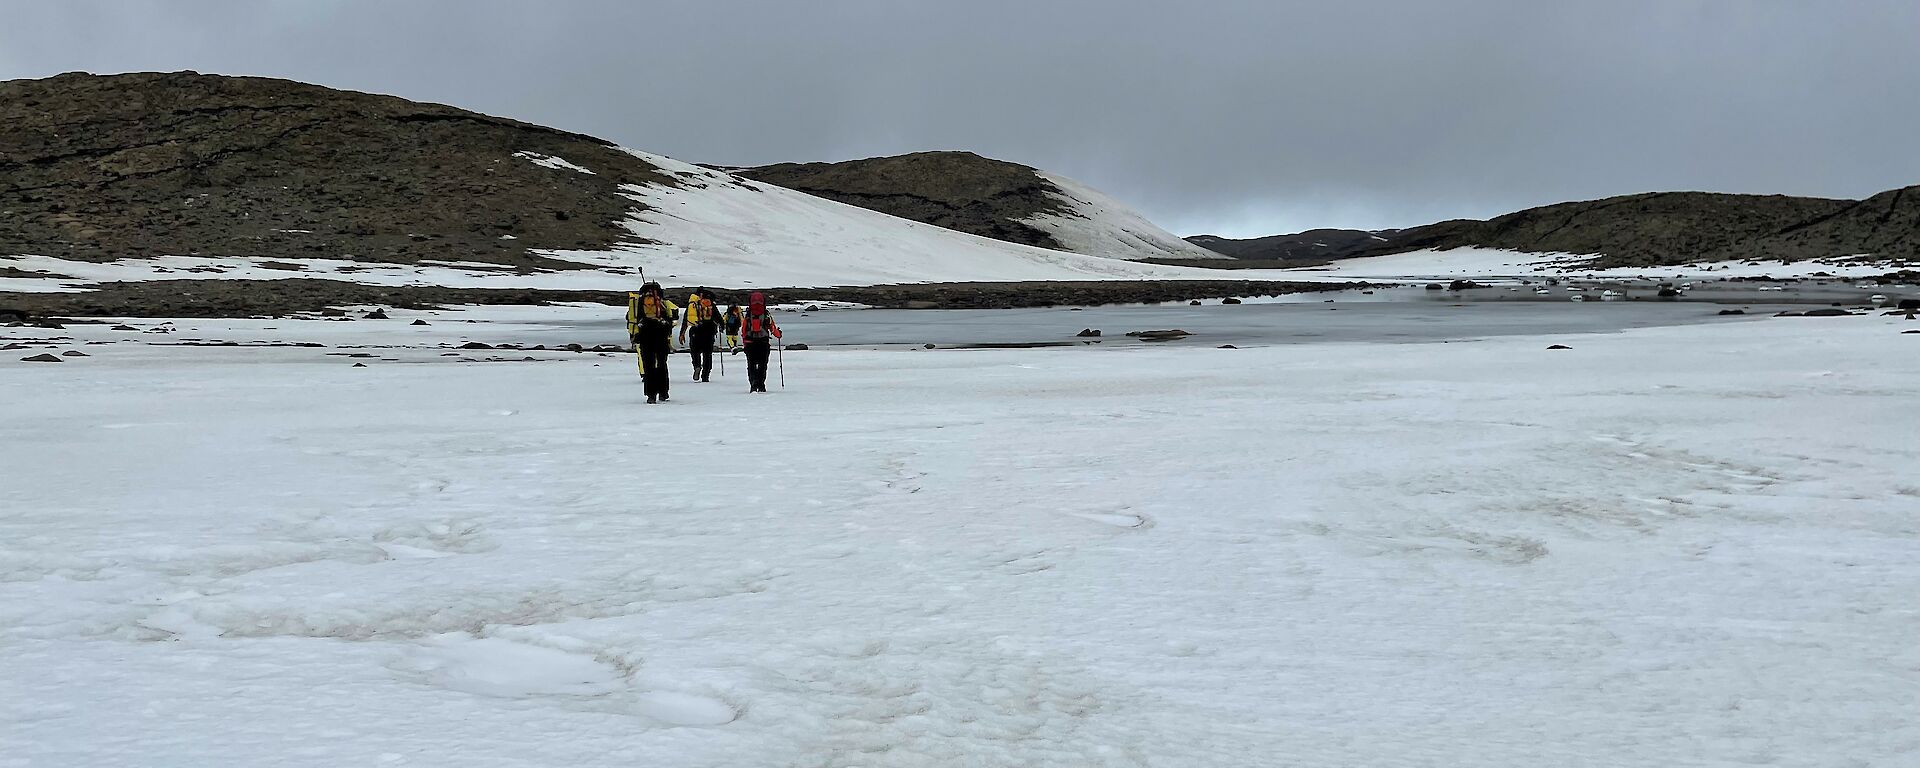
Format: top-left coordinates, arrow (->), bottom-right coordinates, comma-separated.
1289,247 -> 1911,280
4,310 -> 1917,766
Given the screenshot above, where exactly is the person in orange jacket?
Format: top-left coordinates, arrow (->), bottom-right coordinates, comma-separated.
740,291 -> 782,393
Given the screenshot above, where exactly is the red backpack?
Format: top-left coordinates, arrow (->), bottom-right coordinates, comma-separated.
744,312 -> 773,340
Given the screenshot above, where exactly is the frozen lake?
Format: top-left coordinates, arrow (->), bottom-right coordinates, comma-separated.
558,282 -> 1904,349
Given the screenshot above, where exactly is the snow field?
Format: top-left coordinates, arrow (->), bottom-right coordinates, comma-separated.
2,314 -> 1918,766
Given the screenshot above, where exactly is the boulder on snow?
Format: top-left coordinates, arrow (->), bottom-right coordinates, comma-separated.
1076,328 -> 1101,337
1425,283 -> 1443,290
457,341 -> 493,349
1448,279 -> 1486,291
1801,308 -> 1854,317
1221,297 -> 1242,304
1125,329 -> 1192,339
1189,300 -> 1202,306
319,308 -> 347,317
411,319 -> 430,325
352,362 -> 367,367
1217,344 -> 1238,349
1546,344 -> 1572,350
364,309 -> 390,319
1717,309 -> 1746,315
1898,298 -> 1920,311
786,343 -> 809,351
61,350 -> 88,357
111,324 -> 137,330
1903,329 -> 1919,334
19,353 -> 62,363
1657,288 -> 1680,297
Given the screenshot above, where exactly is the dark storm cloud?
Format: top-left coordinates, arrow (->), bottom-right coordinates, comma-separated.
5,0 -> 1917,236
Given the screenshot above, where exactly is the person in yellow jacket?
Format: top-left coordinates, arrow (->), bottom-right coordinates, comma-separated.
626,282 -> 678,404
679,288 -> 721,383
722,303 -> 743,353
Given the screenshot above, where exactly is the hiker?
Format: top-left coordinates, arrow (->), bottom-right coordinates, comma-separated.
741,291 -> 782,393
626,282 -> 678,404
723,303 -> 744,354
680,288 -> 720,382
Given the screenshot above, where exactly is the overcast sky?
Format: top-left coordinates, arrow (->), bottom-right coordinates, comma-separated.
4,0 -> 1916,237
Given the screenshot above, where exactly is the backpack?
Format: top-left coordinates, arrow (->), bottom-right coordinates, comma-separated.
690,298 -> 716,326
744,312 -> 773,341
640,295 -> 673,327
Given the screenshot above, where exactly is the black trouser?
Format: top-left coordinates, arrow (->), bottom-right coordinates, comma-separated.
638,332 -> 672,399
689,323 -> 717,380
744,339 -> 772,391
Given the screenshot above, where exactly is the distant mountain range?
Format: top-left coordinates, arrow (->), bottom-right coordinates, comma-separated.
1187,189 -> 1919,268
5,69 -> 1913,303
1184,229 -> 1402,264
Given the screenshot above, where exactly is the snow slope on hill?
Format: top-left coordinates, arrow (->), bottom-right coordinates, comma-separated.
576,151 -> 1234,287
0,151 -> 1258,292
1024,170 -> 1226,261
4,314 -> 1917,766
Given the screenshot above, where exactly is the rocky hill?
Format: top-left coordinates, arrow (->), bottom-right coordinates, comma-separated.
1384,192 -> 1871,268
736,152 -> 1070,250
1192,189 -> 1918,268
1185,229 -> 1399,263
2,72 -> 1298,317
738,152 -> 1220,261
0,71 -> 681,268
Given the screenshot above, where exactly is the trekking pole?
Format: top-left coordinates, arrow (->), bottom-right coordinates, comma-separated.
777,336 -> 785,388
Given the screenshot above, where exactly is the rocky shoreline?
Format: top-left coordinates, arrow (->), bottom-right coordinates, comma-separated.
0,278 -> 1378,319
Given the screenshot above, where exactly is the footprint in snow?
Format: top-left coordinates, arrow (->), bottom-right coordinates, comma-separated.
633,691 -> 738,726
1068,510 -> 1151,529
395,635 -> 739,726
394,635 -> 627,698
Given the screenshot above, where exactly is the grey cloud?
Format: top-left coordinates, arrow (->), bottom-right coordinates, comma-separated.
5,0 -> 1916,237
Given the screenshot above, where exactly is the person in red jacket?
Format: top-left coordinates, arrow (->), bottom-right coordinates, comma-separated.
740,292 -> 782,393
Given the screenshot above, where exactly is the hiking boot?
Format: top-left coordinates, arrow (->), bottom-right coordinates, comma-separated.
646,395 -> 657,404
